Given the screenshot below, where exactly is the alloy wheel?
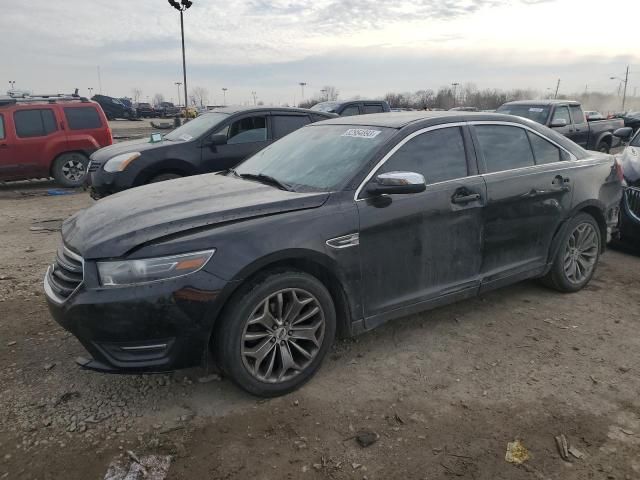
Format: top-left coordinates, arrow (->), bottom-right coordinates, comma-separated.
62,156 -> 86,182
563,222 -> 598,284
241,288 -> 325,384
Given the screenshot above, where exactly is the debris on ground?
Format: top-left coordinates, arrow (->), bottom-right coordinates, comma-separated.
104,453 -> 172,480
554,434 -> 570,461
197,373 -> 221,383
356,430 -> 380,448
505,439 -> 530,464
568,446 -> 585,459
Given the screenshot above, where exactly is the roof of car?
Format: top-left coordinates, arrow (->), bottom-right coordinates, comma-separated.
206,106 -> 334,116
501,99 -> 580,106
313,111 -> 525,128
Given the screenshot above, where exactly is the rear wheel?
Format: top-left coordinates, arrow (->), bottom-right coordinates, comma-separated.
148,173 -> 182,184
215,271 -> 336,397
542,213 -> 601,292
52,153 -> 89,188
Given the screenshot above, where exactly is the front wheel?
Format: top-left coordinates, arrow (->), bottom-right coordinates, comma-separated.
596,142 -> 610,154
52,153 -> 89,188
215,271 -> 336,397
542,213 -> 601,292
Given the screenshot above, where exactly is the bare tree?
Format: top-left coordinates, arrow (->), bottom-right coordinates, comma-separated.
191,86 -> 209,107
131,88 -> 142,103
322,85 -> 339,102
152,93 -> 165,106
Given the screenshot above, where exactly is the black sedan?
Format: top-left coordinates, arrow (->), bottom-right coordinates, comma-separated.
86,106 -> 335,198
613,127 -> 640,243
45,112 -> 622,397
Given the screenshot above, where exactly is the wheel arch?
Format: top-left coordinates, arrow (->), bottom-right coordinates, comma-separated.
134,158 -> 197,186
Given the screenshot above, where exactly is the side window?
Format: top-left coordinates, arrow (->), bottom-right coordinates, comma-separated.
527,132 -> 569,164
227,115 -> 267,144
475,125 -> 535,173
14,109 -> 58,138
379,127 -> 468,184
0,114 -> 4,140
551,106 -> 571,125
341,105 -> 360,116
363,104 -> 384,114
570,105 -> 586,125
64,107 -> 102,130
272,115 -> 310,138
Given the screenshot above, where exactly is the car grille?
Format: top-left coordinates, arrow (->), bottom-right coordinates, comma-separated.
87,160 -> 102,173
45,246 -> 84,303
625,186 -> 640,221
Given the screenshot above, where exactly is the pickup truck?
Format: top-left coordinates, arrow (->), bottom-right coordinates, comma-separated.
497,100 -> 624,153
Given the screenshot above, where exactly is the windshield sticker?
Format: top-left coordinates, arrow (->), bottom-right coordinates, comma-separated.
342,128 -> 381,139
178,134 -> 193,141
529,108 -> 544,112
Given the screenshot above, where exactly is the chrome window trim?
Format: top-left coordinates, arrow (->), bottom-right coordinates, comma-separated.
354,122 -> 467,201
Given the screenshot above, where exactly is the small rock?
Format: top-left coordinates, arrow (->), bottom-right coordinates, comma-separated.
43,363 -> 55,371
619,366 -> 631,373
116,426 -> 127,433
6,341 -> 16,346
301,465 -> 308,473
197,374 -> 221,383
352,463 -> 362,469
293,400 -> 299,406
356,430 -> 379,448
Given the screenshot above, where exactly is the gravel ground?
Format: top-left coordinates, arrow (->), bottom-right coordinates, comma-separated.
0,144 -> 639,478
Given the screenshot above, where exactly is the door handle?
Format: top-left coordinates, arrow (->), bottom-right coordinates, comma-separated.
452,193 -> 481,204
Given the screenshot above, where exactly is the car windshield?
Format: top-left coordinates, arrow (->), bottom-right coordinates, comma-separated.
164,112 -> 229,141
234,125 -> 395,192
496,105 -> 551,124
311,102 -> 339,113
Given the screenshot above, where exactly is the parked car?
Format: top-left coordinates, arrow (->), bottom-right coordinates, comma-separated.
45,111 -> 622,396
585,110 -> 605,121
621,111 -> 640,132
135,102 -> 156,118
0,93 -> 112,186
497,100 -> 624,152
86,106 -> 336,198
613,127 -> 640,243
156,102 -> 181,118
311,100 -> 390,116
92,95 -> 137,120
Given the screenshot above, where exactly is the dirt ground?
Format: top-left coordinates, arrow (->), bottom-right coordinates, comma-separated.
1,147 -> 640,479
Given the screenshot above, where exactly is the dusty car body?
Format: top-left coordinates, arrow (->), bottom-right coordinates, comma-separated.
45,112 -> 622,397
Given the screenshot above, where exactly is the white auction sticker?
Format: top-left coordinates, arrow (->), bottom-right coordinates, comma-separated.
342,128 -> 381,139
529,108 -> 544,112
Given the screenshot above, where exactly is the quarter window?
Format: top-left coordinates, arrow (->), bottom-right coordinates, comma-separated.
570,105 -> 586,124
272,115 -> 310,138
226,115 -> 267,144
527,132 -> 569,164
14,109 -> 57,138
341,105 -> 360,116
379,127 -> 468,184
64,107 -> 102,130
475,125 -> 535,173
551,106 -> 571,125
0,114 -> 4,140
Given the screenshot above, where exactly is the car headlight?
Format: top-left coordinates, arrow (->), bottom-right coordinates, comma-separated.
103,152 -> 141,172
97,250 -> 215,287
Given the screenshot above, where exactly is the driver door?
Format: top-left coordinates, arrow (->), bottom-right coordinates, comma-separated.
202,113 -> 270,172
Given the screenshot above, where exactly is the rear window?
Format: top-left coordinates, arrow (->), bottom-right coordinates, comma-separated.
0,114 -> 4,140
475,125 -> 535,173
570,105 -> 585,124
64,107 -> 102,130
496,105 -> 550,124
14,109 -> 57,138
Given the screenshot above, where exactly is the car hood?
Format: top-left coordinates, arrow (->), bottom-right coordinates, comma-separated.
89,137 -> 176,162
63,174 -> 329,259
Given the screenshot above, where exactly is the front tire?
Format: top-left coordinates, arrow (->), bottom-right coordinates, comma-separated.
215,271 -> 336,397
542,213 -> 601,292
597,142 -> 611,154
52,153 -> 89,188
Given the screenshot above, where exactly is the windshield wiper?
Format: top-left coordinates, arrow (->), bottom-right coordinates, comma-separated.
239,173 -> 293,192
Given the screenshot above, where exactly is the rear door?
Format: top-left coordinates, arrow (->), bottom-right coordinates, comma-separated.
569,105 -> 589,148
202,112 -> 269,171
471,122 -> 574,289
357,124 -> 485,323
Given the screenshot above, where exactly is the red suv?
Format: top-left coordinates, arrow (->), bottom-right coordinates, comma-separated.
0,94 -> 112,187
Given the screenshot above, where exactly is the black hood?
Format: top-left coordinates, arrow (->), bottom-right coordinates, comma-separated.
90,137 -> 177,162
63,174 -> 329,259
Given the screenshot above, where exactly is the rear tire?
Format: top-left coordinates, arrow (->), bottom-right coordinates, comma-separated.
148,173 -> 182,184
597,142 -> 610,153
52,153 -> 89,188
214,271 -> 336,397
542,213 -> 601,293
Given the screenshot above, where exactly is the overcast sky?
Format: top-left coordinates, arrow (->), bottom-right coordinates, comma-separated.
3,0 -> 639,105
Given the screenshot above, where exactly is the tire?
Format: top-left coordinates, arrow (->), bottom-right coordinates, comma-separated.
597,142 -> 610,154
214,271 -> 336,397
542,213 -> 601,293
52,153 -> 89,188
148,173 -> 182,184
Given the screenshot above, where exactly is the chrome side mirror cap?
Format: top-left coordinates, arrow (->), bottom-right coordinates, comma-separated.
367,171 -> 427,195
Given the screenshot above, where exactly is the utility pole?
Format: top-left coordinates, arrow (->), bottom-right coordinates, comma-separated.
97,66 -> 102,94
8,80 -> 16,91
175,82 -> 182,106
222,87 -> 228,105
554,78 -> 560,99
321,89 -> 327,101
168,1 -> 193,111
451,82 -> 459,107
622,65 -> 629,112
299,82 -> 307,103
251,91 -> 257,105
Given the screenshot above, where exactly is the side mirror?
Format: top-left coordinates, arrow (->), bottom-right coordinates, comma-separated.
366,171 -> 426,196
613,127 -> 633,140
550,118 -> 568,128
210,134 -> 227,146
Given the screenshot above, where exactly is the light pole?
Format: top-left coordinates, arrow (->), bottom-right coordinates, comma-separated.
222,88 -> 228,105
88,87 -> 94,97
8,80 -> 15,91
251,91 -> 257,105
175,81 -> 182,106
554,78 -> 561,99
299,82 -> 307,103
451,82 -> 459,107
610,65 -> 630,111
168,0 -> 193,111
321,89 -> 327,101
